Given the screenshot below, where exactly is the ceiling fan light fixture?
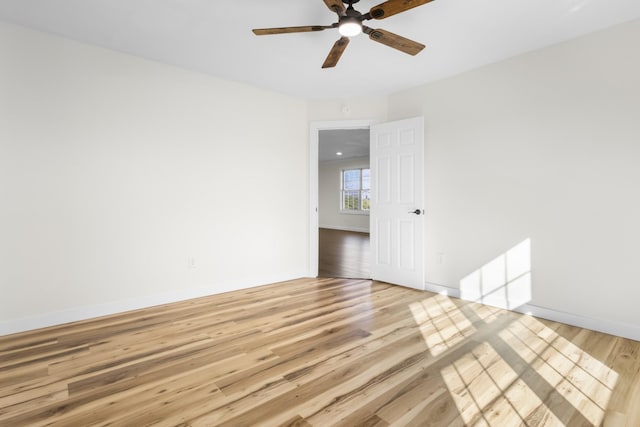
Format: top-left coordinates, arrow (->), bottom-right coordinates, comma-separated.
253,0 -> 432,68
338,18 -> 362,37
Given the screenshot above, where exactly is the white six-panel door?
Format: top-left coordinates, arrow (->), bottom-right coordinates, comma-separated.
370,117 -> 424,290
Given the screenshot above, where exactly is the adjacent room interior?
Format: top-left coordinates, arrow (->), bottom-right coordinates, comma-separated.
1,1 -> 639,425
318,128 -> 370,279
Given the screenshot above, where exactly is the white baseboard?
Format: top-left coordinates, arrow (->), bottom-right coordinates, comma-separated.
424,282 -> 461,298
0,272 -> 306,337
319,224 -> 370,233
424,282 -> 640,342
513,303 -> 640,342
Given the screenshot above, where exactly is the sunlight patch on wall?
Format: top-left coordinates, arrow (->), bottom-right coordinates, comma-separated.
409,294 -> 476,356
460,238 -> 532,310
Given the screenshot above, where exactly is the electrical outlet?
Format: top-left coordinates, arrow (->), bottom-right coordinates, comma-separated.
437,252 -> 444,265
188,257 -> 196,268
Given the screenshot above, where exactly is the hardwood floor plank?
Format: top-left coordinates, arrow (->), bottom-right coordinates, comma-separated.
353,414 -> 390,426
0,364 -> 48,391
216,333 -> 441,425
189,377 -> 298,426
277,415 -> 313,427
304,349 -> 445,426
0,380 -> 68,420
48,331 -> 215,378
0,278 -> 639,426
319,228 -> 370,279
0,345 -> 90,372
387,389 -> 464,427
214,317 -> 421,406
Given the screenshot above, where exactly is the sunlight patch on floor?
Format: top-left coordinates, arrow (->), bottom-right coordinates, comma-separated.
466,301 -> 504,324
441,342 -> 562,426
501,316 -> 618,425
440,314 -> 619,426
409,294 -> 475,356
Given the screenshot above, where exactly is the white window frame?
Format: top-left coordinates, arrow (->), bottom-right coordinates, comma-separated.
340,167 -> 370,215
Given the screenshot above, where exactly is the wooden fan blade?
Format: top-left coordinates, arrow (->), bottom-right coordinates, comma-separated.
369,0 -> 435,20
253,25 -> 334,35
366,28 -> 425,55
323,0 -> 346,15
322,37 -> 350,68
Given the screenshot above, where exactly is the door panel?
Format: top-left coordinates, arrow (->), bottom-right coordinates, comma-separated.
377,156 -> 392,204
398,154 -> 415,203
377,219 -> 392,266
399,220 -> 415,270
370,117 -> 424,290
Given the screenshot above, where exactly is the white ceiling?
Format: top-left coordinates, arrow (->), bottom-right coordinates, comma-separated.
319,129 -> 370,162
1,0 -> 639,99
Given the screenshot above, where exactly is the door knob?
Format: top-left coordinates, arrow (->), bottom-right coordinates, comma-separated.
409,209 -> 422,215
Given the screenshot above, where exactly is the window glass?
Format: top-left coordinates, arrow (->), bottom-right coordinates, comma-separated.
341,168 -> 370,212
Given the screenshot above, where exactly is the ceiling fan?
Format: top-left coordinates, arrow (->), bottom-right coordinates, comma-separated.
252,0 -> 435,68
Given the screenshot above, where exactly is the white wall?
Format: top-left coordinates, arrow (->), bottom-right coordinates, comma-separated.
3,17 -> 639,340
319,157 -> 370,233
0,22 -> 309,335
308,97 -> 388,123
388,19 -> 640,336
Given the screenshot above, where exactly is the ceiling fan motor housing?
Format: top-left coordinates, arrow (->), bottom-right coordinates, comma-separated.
341,5 -> 363,21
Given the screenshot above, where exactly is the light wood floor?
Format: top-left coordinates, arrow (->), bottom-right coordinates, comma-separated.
1,278 -> 639,426
318,228 -> 370,279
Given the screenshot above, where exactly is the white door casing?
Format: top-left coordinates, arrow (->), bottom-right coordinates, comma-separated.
370,117 -> 425,290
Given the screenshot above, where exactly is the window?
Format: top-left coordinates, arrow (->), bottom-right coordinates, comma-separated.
341,168 -> 370,213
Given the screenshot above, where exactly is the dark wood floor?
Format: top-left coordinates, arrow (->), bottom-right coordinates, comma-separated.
318,228 -> 370,279
1,278 -> 639,426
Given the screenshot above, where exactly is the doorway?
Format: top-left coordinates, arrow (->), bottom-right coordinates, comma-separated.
309,120 -> 376,279
310,117 -> 425,289
317,128 -> 371,278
